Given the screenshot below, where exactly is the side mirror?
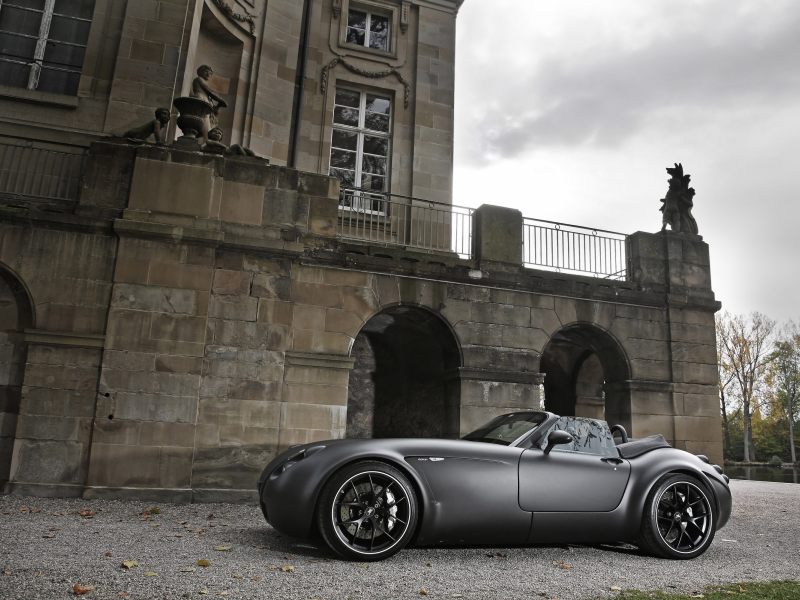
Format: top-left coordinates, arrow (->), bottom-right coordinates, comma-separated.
544,430 -> 574,455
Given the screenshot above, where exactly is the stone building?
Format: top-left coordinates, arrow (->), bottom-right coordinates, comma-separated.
0,0 -> 722,503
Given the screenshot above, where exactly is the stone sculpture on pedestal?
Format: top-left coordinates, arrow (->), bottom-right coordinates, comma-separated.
203,127 -> 256,157
190,64 -> 228,144
660,163 -> 698,234
122,108 -> 171,143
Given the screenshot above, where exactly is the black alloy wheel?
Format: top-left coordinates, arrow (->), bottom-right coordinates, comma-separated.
638,473 -> 716,559
317,461 -> 418,561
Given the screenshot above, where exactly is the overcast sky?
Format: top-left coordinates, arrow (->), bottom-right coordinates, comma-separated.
452,0 -> 800,322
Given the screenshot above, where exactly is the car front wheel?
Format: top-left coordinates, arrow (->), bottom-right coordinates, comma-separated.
317,461 -> 418,561
638,473 -> 716,559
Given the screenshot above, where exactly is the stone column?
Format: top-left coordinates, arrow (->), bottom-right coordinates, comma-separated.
627,231 -> 722,463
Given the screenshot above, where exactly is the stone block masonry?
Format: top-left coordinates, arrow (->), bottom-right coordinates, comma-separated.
0,141 -> 722,503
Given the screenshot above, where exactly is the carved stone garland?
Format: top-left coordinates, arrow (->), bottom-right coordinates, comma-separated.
321,57 -> 410,108
212,0 -> 256,34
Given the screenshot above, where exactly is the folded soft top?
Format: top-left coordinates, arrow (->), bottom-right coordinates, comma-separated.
616,434 -> 671,459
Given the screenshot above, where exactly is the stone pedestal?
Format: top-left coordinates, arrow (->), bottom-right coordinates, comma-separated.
472,205 -> 523,265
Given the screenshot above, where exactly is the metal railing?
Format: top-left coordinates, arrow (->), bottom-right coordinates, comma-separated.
338,188 -> 473,257
523,217 -> 628,280
0,136 -> 87,202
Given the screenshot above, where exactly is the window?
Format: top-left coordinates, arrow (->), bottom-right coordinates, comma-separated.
0,0 -> 95,96
536,417 -> 619,457
345,8 -> 389,52
329,87 -> 391,196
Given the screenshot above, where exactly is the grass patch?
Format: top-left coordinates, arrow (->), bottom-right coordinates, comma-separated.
606,581 -> 800,600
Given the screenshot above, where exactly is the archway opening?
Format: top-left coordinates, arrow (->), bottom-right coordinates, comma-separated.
539,324 -> 631,428
347,306 -> 461,439
0,267 -> 33,486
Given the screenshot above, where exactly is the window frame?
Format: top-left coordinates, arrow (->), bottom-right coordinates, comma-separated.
329,86 -> 393,214
345,8 -> 389,52
336,0 -> 399,59
0,0 -> 94,95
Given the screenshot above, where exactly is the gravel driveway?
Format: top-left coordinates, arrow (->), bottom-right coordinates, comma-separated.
1,480 -> 798,600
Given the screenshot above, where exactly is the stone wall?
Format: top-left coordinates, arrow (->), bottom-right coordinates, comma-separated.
0,141 -> 722,503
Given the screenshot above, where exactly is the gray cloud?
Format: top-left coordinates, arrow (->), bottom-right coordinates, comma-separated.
458,2 -> 800,163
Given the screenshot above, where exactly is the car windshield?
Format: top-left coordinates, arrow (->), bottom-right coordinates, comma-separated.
462,412 -> 548,446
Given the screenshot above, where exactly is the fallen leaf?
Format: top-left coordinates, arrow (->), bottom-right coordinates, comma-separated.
31,509 -> 40,514
179,521 -> 187,524
35,573 -> 45,577
251,577 -> 260,581
214,546 -> 231,551
77,510 -> 96,519
121,561 -> 138,569
207,514 -> 216,519
254,545 -> 268,549
43,534 -> 54,538
452,595 -> 464,599
151,523 -> 160,527
3,571 -> 10,575
268,565 -> 278,570
427,563 -> 433,567
144,572 -> 157,577
420,591 -> 429,596
105,553 -> 112,557
281,566 -> 295,572
175,534 -> 183,538
611,587 -> 621,591
740,588 -> 746,593
200,591 -> 207,595
233,574 -> 242,578
285,555 -> 294,560
553,562 -> 572,569
73,584 -> 98,595
149,507 -> 161,514
197,560 -> 210,567
20,507 -> 29,513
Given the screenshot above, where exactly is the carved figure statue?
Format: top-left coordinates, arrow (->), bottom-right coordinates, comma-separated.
660,163 -> 698,234
203,127 -> 256,157
122,108 -> 171,143
190,65 -> 228,143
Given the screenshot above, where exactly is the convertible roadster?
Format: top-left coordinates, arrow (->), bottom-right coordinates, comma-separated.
257,411 -> 731,561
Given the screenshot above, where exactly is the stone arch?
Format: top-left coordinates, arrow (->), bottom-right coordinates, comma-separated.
346,303 -> 462,439
539,322 -> 632,430
0,264 -> 34,486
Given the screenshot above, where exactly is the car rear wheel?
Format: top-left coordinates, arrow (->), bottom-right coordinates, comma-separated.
317,461 -> 418,561
638,473 -> 716,559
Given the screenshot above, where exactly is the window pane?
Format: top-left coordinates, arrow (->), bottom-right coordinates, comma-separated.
366,95 -> 390,115
334,88 -> 360,108
48,15 -> 92,44
0,32 -> 37,61
0,5 -> 44,37
347,10 -> 366,29
36,66 -> 80,95
330,168 -> 356,188
332,129 -> 358,151
0,59 -> 31,88
333,106 -> 359,127
368,15 -> 388,51
345,27 -> 365,46
54,0 -> 96,19
8,0 -> 46,9
361,173 -> 386,192
43,41 -> 85,68
330,148 -> 357,170
362,135 -> 388,156
364,112 -> 389,133
361,154 -> 386,176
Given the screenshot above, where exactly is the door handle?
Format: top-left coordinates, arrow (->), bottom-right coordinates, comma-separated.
601,457 -> 624,465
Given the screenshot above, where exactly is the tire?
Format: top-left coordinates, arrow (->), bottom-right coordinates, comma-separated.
638,473 -> 716,559
317,460 -> 418,561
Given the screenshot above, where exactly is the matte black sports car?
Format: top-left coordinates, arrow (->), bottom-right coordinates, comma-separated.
257,411 -> 731,561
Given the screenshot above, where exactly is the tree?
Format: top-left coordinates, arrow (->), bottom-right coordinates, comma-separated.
769,321 -> 800,463
716,311 -> 775,462
716,327 -> 737,457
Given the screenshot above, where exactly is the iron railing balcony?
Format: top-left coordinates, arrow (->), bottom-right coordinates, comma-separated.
0,136 -> 87,203
523,217 -> 628,280
338,187 -> 473,258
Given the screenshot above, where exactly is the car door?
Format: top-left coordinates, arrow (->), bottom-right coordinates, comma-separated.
518,417 -> 631,512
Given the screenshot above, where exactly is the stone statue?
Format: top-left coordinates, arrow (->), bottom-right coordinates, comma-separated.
190,64 -> 227,143
660,163 -> 698,234
203,127 -> 256,157
122,108 -> 171,143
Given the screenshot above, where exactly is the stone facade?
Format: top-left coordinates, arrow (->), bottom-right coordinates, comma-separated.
0,141 -> 723,503
0,0 -> 462,202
